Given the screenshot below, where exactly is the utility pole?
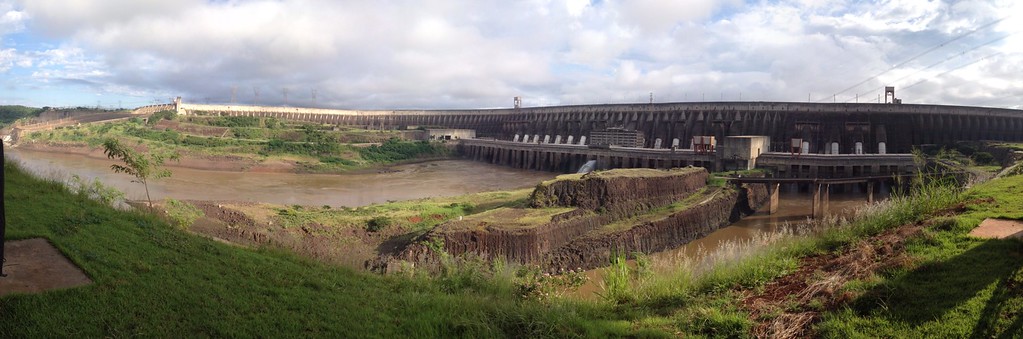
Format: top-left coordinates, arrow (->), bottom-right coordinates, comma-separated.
282,87 -> 289,106
253,86 -> 260,104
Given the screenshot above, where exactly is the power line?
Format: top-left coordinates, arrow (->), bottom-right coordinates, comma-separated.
818,16 -> 1007,102
842,32 -> 1017,103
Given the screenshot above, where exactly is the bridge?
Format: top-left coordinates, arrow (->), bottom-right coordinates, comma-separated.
731,175 -> 921,218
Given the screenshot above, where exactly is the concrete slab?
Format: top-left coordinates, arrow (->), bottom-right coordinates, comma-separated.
969,219 -> 1023,240
1,238 -> 92,297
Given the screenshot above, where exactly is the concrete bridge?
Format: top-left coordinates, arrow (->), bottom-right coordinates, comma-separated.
171,98 -> 1023,155
733,174 -> 920,218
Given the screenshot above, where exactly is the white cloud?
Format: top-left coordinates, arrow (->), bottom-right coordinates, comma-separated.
2,0 -> 1020,109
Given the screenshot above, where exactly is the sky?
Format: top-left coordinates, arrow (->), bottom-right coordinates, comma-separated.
0,0 -> 1020,110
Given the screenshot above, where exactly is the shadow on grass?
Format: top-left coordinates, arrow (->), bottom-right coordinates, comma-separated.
851,238 -> 1023,336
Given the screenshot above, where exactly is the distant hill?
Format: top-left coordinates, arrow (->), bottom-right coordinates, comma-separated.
0,105 -> 44,126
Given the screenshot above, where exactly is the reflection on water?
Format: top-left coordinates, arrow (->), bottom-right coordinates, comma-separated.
6,149 -> 557,207
650,192 -> 874,261
573,191 -> 881,299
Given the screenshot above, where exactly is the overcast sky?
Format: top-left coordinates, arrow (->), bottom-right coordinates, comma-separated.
0,0 -> 1020,109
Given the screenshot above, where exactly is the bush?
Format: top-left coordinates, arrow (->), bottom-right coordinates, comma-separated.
366,216 -> 393,232
972,151 -> 995,165
148,110 -> 177,125
358,138 -> 447,163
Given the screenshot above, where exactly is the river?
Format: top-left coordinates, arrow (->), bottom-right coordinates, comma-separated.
5,149 -> 557,207
569,190 -> 882,299
8,148 -> 880,298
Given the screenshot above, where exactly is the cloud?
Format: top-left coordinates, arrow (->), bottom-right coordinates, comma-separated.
2,0 -> 1020,109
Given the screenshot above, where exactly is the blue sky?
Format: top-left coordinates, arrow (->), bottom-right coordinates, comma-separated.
0,0 -> 1020,109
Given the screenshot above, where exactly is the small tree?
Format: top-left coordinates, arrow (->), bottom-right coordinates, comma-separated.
102,138 -> 178,210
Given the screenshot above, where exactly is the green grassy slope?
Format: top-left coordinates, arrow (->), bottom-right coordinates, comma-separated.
0,161 -> 629,337
817,174 -> 1023,337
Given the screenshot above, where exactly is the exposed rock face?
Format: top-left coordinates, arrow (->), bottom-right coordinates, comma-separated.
385,168 -> 767,273
544,184 -> 766,271
528,168 -> 708,218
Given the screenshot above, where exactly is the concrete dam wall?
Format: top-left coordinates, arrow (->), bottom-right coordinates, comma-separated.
175,100 -> 1023,154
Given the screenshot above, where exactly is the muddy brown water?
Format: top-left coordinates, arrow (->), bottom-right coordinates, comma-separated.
571,192 -> 880,299
6,149 -> 557,207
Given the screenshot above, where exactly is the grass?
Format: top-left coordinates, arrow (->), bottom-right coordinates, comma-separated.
3,154 -> 1018,337
0,160 -> 640,337
247,188 -> 536,233
440,207 -> 579,232
815,172 -> 1023,338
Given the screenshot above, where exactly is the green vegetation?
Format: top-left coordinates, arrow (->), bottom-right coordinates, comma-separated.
817,173 -> 1023,337
256,188 -> 533,234
20,115 -> 450,173
164,199 -> 205,228
3,153 -> 1020,336
102,138 -> 178,209
1,161 -> 640,337
0,105 -> 44,126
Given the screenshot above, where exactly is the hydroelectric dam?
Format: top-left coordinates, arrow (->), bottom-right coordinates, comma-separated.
163,97 -> 1023,178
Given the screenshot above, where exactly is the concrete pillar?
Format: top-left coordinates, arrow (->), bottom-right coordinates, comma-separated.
822,184 -> 830,217
855,142 -> 863,154
672,138 -> 680,148
867,182 -> 875,204
534,134 -> 541,144
878,142 -> 886,154
522,135 -> 530,143
767,183 -> 780,214
543,135 -> 551,144
654,138 -> 662,149
554,135 -> 562,144
579,136 -> 587,145
513,134 -> 520,142
567,135 -> 574,145
812,183 -> 821,218
801,141 -> 810,154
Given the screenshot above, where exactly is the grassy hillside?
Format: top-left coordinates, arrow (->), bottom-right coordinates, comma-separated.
0,105 -> 43,127
0,161 -> 628,337
3,158 -> 1021,337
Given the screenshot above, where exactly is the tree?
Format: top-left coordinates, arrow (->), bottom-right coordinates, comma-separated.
102,138 -> 178,210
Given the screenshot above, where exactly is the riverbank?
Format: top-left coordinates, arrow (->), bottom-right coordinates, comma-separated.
14,141 -> 298,173
12,115 -> 453,174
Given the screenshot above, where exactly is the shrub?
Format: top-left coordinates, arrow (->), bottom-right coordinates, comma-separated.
972,151 -> 995,165
366,216 -> 393,232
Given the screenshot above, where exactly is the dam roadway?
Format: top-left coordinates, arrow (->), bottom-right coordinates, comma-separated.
173,99 -> 1023,155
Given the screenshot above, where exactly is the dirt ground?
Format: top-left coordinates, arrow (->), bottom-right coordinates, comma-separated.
0,238 -> 92,297
15,142 -> 296,173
